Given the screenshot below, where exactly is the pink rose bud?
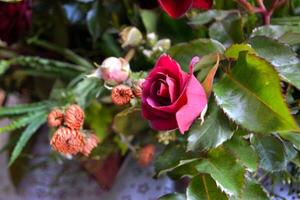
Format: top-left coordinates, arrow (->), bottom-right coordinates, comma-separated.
100,57 -> 130,85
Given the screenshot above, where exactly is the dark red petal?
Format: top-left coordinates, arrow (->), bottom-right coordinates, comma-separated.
158,0 -> 193,19
192,0 -> 213,10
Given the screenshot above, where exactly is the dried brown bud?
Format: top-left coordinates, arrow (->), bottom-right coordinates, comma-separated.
64,104 -> 85,130
111,85 -> 133,106
47,108 -> 64,127
50,127 -> 85,155
81,134 -> 100,156
138,144 -> 155,167
132,79 -> 145,98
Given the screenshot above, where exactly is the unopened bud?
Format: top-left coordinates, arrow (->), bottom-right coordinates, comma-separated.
153,39 -> 171,52
100,57 -> 130,85
120,26 -> 143,48
132,79 -> 145,98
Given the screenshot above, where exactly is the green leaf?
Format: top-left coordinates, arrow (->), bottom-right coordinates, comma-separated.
224,132 -> 258,172
224,44 -> 256,59
168,160 -> 200,180
251,25 -> 300,45
187,175 -> 228,200
251,135 -> 297,171
28,39 -> 93,69
0,101 -> 51,117
230,180 -> 269,200
112,107 -> 148,136
280,131 -> 300,150
187,104 -> 234,152
209,13 -> 244,44
87,0 -> 104,42
249,36 -> 300,90
9,112 -> 47,166
214,52 -> 298,133
155,144 -> 199,177
189,10 -> 233,26
85,101 -> 114,141
0,60 -> 10,75
159,194 -> 186,200
0,112 -> 47,134
73,77 -> 103,107
168,39 -> 225,71
195,148 -> 245,196
140,9 -> 158,33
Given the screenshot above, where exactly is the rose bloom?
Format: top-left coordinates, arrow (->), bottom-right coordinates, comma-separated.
0,0 -> 32,44
142,54 -> 207,134
158,0 -> 212,18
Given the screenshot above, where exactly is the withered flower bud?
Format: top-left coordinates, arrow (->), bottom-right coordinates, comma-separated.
64,104 -> 85,130
50,127 -> 85,155
132,79 -> 145,98
138,144 -> 155,167
81,134 -> 99,156
111,85 -> 133,106
47,108 -> 64,127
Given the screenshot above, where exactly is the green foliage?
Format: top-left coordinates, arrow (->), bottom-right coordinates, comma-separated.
249,36 -> 300,90
155,144 -> 199,178
168,39 -> 225,70
159,194 -> 186,200
0,101 -> 52,117
195,148 -> 245,196
187,103 -> 234,152
9,112 -> 47,166
251,25 -> 300,45
251,135 -> 297,172
224,132 -> 258,172
187,175 -> 227,200
0,112 -> 46,134
214,51 -> 298,133
112,107 -> 148,136
230,180 -> 269,200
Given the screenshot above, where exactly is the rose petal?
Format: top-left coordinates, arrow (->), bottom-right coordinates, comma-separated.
176,75 -> 207,133
192,0 -> 213,10
158,0 -> 193,19
175,61 -> 207,133
149,117 -> 178,131
166,75 -> 177,102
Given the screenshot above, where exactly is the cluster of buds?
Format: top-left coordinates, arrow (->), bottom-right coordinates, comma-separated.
111,79 -> 145,106
143,32 -> 171,58
47,105 -> 99,156
157,131 -> 177,145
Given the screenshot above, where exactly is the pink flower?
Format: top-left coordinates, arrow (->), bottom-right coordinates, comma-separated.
142,54 -> 207,134
158,0 -> 212,19
0,0 -> 32,44
100,57 -> 130,86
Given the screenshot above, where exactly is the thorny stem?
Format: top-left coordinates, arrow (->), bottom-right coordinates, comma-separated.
237,0 -> 288,25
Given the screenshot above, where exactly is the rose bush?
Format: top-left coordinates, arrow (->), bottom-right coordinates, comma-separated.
158,0 -> 212,18
142,54 -> 207,134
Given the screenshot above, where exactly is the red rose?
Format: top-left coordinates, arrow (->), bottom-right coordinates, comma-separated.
0,0 -> 32,44
142,54 -> 207,134
158,0 -> 213,19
